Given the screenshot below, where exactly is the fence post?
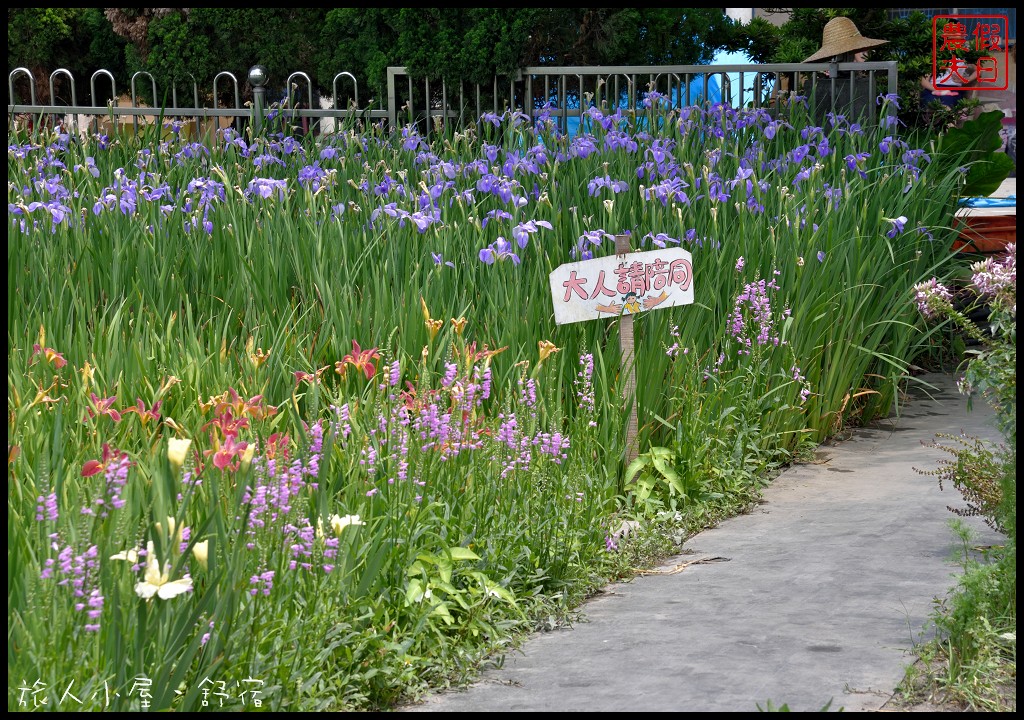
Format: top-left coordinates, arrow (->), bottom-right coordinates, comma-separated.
249,65 -> 268,133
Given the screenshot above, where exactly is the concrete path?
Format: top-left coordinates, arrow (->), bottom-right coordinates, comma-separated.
402,373 -> 1006,712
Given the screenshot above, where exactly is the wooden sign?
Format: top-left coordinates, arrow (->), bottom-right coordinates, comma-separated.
550,239 -> 696,465
548,247 -> 695,326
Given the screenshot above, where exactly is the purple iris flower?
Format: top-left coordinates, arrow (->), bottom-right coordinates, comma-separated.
886,216 -> 908,239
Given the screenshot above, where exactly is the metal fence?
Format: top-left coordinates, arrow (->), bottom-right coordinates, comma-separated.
388,62 -> 898,139
8,61 -> 898,140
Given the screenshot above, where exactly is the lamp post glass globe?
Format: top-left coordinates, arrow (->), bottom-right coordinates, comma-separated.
248,65 -> 268,88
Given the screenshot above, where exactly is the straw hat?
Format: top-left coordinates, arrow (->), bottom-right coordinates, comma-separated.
804,17 -> 888,63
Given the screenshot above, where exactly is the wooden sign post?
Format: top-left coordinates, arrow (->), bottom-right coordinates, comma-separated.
548,238 -> 695,465
615,234 -> 640,464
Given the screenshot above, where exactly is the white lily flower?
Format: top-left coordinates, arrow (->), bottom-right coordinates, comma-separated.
135,541 -> 193,600
110,548 -> 140,563
330,514 -> 365,535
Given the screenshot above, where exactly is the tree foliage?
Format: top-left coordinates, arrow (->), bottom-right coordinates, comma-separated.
8,7 -> 983,131
8,8 -> 128,104
8,8 -> 740,107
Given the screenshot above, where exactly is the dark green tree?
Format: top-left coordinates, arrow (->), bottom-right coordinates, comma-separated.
317,9 -> 400,108
8,8 -> 127,105
10,8 -> 745,109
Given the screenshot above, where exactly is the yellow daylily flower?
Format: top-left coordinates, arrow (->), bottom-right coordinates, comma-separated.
422,297 -> 443,340
317,513 -> 366,538
240,443 -> 256,469
538,340 -> 560,364
157,375 -> 181,396
426,318 -> 443,340
29,380 -> 63,409
155,517 -> 184,546
79,361 -> 96,387
246,336 -> 271,368
192,540 -> 209,571
167,438 -> 192,472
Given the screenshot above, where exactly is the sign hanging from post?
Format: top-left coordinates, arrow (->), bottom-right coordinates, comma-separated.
548,248 -> 695,325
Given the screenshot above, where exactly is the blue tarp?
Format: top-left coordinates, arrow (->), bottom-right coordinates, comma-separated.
959,195 -> 1016,207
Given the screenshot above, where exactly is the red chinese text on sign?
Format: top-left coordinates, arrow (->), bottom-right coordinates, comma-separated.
932,14 -> 1009,91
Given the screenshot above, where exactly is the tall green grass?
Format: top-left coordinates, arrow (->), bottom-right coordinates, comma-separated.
8,96 -> 978,710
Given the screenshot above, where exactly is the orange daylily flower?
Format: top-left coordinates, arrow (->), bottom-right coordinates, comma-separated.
460,342 -> 508,369
214,388 -> 278,420
293,367 -> 329,386
123,398 -> 162,426
31,343 -> 67,369
265,433 -> 291,461
199,392 -> 227,414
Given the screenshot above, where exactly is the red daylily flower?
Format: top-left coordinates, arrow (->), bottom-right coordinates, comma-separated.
82,443 -> 128,477
207,436 -> 250,471
85,393 -> 122,423
336,341 -> 380,381
201,410 -> 249,441
399,383 -> 442,413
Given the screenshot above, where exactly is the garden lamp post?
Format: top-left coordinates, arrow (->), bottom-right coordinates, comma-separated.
249,65 -> 268,132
